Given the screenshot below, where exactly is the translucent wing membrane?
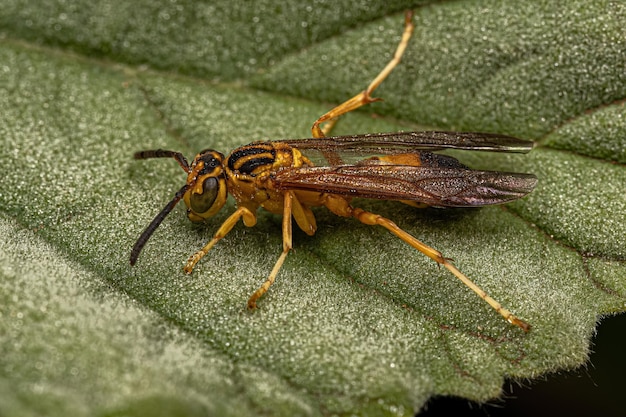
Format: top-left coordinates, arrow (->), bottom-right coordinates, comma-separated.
277,131 -> 534,165
272,165 -> 538,207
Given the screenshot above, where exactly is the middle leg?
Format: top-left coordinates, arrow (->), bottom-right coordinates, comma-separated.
247,191 -> 295,309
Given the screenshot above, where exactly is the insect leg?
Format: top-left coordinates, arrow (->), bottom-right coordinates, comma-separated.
311,11 -> 415,139
183,206 -> 257,274
324,196 -> 530,331
247,191 -> 295,309
361,209 -> 530,331
290,191 -> 317,236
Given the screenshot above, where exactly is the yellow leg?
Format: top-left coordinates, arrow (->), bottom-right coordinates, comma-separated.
354,207 -> 530,331
247,191 -> 294,309
184,206 -> 256,274
311,10 -> 415,139
290,191 -> 317,236
323,195 -> 530,331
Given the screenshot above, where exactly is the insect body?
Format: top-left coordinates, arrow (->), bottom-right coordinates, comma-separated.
130,12 -> 537,331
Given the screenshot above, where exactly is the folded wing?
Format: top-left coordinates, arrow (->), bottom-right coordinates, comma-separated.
272,165 -> 537,207
277,131 -> 534,157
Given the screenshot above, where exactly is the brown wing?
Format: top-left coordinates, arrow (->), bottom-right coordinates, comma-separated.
277,131 -> 534,159
272,164 -> 538,207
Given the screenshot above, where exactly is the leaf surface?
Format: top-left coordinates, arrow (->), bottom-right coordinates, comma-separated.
0,1 -> 624,415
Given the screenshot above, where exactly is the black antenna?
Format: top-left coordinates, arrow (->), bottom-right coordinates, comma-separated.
133,150 -> 191,172
130,183 -> 190,266
130,149 -> 195,265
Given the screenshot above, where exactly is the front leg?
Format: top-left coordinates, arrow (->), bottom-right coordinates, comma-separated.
184,206 -> 257,274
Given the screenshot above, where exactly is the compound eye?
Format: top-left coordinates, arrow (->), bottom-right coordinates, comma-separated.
189,177 -> 219,214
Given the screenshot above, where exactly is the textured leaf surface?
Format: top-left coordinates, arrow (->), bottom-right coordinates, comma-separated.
1,1 -> 625,415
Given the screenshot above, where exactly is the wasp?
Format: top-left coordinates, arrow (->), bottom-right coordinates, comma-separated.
130,12 -> 537,331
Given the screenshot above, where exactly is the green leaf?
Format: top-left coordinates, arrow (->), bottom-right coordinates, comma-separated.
1,1 -> 624,416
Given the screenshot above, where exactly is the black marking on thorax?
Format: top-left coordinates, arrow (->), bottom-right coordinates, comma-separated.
227,144 -> 277,176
